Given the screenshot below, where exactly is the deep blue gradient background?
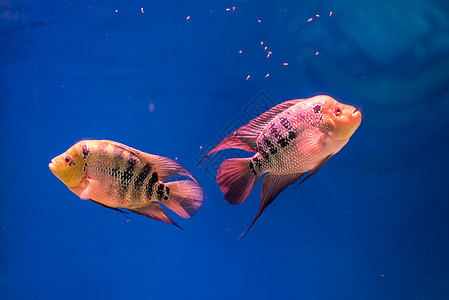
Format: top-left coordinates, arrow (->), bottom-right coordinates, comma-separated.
1,0 -> 449,299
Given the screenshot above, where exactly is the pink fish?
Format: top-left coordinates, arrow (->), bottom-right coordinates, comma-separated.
49,140 -> 204,228
204,95 -> 362,237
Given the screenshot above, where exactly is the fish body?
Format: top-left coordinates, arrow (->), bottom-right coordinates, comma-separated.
203,95 -> 362,237
49,140 -> 204,228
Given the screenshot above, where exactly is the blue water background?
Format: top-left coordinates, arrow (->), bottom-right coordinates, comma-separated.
1,0 -> 449,299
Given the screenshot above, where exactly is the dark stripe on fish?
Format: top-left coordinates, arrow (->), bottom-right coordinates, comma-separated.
253,155 -> 263,170
277,137 -> 289,148
119,156 -> 137,198
164,186 -> 170,200
279,116 -> 293,130
249,160 -> 257,175
127,156 -> 138,166
146,172 -> 158,198
277,130 -> 297,148
109,166 -> 120,178
81,144 -> 90,172
165,186 -> 170,196
263,138 -> 278,155
156,184 -> 165,200
288,131 -> 296,140
82,144 -> 90,158
269,123 -> 283,139
133,164 -> 152,191
264,138 -> 274,149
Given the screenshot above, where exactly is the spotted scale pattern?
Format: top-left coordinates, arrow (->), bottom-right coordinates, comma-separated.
81,141 -> 171,208
251,102 -> 326,176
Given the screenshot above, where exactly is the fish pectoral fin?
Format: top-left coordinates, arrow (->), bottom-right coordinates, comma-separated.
79,177 -> 102,199
240,172 -> 303,238
202,98 -> 304,162
129,202 -> 183,230
293,154 -> 333,189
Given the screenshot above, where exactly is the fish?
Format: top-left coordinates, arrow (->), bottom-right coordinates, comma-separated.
49,140 -> 204,228
203,95 -> 362,237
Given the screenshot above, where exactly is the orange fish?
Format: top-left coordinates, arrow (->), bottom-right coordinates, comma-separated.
204,95 -> 362,237
49,140 -> 204,228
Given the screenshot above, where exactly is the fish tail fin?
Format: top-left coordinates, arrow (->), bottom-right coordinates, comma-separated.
164,180 -> 204,218
217,157 -> 260,205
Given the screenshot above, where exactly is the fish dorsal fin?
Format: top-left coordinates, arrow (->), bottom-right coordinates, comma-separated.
202,99 -> 304,161
138,152 -> 198,184
106,141 -> 198,184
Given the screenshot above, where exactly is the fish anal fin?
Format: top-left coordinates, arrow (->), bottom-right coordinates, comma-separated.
88,199 -> 129,214
240,172 -> 303,238
129,202 -> 183,230
294,154 -> 333,189
203,98 -> 304,160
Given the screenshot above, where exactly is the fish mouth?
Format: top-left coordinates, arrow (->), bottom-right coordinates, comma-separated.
49,159 -> 57,173
351,107 -> 362,119
351,109 -> 362,129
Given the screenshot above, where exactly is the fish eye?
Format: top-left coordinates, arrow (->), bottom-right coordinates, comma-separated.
334,107 -> 342,117
64,156 -> 72,164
